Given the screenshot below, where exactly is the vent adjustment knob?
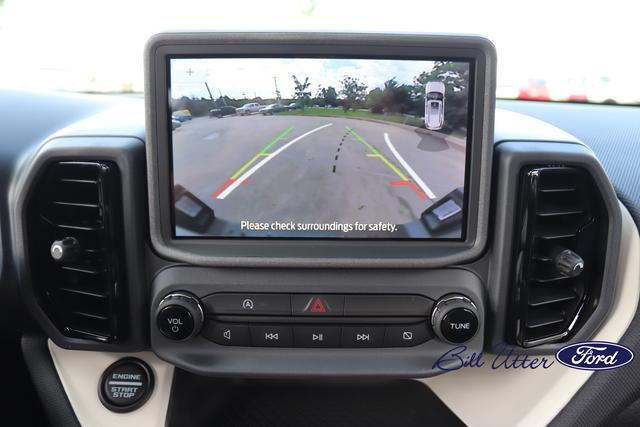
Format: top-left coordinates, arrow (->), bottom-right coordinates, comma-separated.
156,292 -> 204,341
50,237 -> 81,262
554,249 -> 584,278
431,294 -> 479,344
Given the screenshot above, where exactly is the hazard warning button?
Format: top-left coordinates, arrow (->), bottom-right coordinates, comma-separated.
291,295 -> 344,316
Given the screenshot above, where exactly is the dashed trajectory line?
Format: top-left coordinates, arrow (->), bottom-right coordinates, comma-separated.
384,132 -> 436,199
216,123 -> 333,200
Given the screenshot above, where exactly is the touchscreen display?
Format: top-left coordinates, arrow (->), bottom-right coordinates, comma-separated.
169,57 -> 472,239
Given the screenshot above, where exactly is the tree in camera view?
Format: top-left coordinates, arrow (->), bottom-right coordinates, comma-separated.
339,76 -> 368,112
171,61 -> 469,132
292,75 -> 312,106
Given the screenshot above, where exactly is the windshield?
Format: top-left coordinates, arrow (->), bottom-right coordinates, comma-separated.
0,0 -> 638,105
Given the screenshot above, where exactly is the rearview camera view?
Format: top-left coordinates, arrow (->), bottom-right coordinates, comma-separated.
169,57 -> 471,239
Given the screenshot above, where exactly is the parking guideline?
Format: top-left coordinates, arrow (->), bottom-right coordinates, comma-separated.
214,123 -> 333,199
346,126 -> 427,200
346,126 -> 408,181
230,125 -> 294,180
260,125 -> 294,154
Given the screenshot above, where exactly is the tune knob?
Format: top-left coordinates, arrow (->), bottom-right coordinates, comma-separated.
431,294 -> 479,344
155,292 -> 204,341
554,249 -> 584,278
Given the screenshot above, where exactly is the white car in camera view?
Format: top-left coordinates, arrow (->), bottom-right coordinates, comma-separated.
236,102 -> 263,116
425,81 -> 445,130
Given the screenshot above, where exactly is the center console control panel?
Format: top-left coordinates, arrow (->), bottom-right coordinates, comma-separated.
156,292 -> 478,348
150,267 -> 485,378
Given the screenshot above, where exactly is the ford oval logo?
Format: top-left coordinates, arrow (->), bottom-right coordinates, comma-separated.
556,341 -> 634,370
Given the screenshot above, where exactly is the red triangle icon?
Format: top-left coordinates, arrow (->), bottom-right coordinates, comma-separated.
310,297 -> 326,313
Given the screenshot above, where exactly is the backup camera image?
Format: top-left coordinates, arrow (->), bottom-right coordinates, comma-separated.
169,57 -> 471,239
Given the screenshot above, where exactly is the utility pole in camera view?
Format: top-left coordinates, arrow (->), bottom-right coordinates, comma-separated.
273,76 -> 282,103
204,82 -> 214,100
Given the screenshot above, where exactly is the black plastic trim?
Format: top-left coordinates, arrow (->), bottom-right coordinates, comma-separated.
487,141 -> 622,354
10,137 -> 148,351
509,166 -> 608,347
26,161 -> 126,343
149,266 -> 485,377
166,370 -> 465,427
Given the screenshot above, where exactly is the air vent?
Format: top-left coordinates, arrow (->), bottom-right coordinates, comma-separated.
509,166 -> 608,347
27,162 -> 125,343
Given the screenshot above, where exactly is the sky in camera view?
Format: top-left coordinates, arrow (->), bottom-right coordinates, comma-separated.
170,58 -> 436,100
0,0 -> 639,104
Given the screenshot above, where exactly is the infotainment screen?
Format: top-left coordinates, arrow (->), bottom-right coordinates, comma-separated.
168,57 -> 472,239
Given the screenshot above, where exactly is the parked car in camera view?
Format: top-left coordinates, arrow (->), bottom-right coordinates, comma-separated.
425,81 -> 445,130
259,103 -> 285,115
172,109 -> 193,122
209,105 -> 237,118
236,102 -> 262,115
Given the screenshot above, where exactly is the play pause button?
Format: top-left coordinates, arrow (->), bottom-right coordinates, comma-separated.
293,326 -> 340,347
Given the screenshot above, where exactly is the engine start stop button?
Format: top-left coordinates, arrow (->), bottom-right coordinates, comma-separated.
99,358 -> 154,412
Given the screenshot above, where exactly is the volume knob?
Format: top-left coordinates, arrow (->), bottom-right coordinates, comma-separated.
155,292 -> 204,341
431,294 -> 479,344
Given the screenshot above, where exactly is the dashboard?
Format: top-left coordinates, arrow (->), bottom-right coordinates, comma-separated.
1,33 -> 639,427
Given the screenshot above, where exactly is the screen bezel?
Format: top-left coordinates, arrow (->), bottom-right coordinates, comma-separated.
145,32 -> 496,267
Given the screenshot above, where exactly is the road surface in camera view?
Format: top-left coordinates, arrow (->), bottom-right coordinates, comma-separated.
172,114 -> 466,237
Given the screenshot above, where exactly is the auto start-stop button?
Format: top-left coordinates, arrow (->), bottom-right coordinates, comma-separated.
99,358 -> 154,413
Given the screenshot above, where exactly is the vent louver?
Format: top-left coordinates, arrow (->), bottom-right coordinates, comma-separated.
509,166 -> 607,347
27,162 -> 125,343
